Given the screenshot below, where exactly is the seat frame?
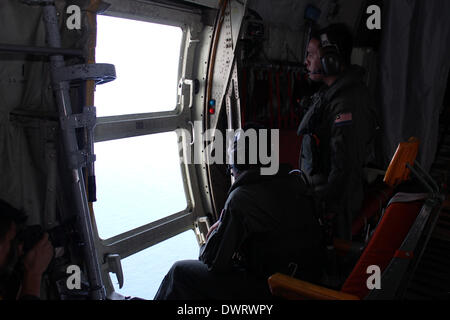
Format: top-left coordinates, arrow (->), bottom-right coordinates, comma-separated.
268,138 -> 445,300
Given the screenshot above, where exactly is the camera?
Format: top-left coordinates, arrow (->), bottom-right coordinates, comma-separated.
17,224 -> 66,253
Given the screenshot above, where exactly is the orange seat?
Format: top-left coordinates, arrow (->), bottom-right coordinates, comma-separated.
268,137 -> 436,300
351,183 -> 395,238
351,137 -> 419,238
268,196 -> 426,300
341,198 -> 424,299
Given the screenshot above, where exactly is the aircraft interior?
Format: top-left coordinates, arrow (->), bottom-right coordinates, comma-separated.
0,0 -> 449,302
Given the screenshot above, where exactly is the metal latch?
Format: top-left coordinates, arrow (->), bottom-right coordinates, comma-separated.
179,78 -> 199,109
60,106 -> 96,131
194,216 -> 211,245
68,149 -> 96,170
106,254 -> 124,289
61,106 -> 97,169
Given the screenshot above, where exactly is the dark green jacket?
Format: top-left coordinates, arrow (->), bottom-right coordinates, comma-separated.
199,165 -> 324,282
297,65 -> 378,239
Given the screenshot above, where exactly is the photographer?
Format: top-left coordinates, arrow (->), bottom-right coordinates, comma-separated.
0,199 -> 53,300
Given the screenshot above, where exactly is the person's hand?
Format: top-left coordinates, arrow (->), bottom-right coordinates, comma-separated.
206,221 -> 220,240
23,233 -> 53,277
20,233 -> 53,299
206,209 -> 225,240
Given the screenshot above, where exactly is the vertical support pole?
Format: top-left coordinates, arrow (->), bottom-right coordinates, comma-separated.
85,0 -> 102,204
42,2 -> 106,300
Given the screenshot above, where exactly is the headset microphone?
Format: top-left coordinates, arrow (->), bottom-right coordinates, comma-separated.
303,64 -> 323,75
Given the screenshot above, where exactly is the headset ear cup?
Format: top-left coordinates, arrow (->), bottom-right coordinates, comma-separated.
320,47 -> 342,76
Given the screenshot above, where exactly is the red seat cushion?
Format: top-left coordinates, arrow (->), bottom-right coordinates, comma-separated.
352,185 -> 395,237
341,200 -> 424,299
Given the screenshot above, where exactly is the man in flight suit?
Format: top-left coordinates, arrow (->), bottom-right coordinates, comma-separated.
298,23 -> 378,241
154,125 -> 324,300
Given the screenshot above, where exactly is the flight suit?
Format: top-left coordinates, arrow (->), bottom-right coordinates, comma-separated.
154,165 -> 324,300
297,65 -> 378,240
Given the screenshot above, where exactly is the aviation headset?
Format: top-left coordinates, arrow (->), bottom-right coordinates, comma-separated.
318,32 -> 343,76
227,123 -> 269,175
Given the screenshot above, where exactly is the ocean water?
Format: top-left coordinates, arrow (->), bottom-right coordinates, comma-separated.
93,133 -> 200,300
110,230 -> 200,300
93,15 -> 200,300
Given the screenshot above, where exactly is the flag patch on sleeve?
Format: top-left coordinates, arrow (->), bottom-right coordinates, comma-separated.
334,112 -> 353,126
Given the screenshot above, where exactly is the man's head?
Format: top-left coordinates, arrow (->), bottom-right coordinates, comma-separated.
305,23 -> 353,83
0,200 -> 26,272
227,122 -> 278,177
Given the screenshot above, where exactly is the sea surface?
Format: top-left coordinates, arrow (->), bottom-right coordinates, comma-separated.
93,134 -> 200,300
92,15 -> 200,300
110,230 -> 199,300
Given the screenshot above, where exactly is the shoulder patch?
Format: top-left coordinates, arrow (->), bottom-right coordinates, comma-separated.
334,112 -> 353,126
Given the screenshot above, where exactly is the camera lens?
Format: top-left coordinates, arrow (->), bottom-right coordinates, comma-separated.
18,225 -> 44,252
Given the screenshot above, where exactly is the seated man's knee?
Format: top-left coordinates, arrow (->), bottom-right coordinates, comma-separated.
169,260 -> 186,281
169,260 -> 203,282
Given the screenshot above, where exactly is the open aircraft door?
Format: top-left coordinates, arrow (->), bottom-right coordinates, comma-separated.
87,0 -> 248,298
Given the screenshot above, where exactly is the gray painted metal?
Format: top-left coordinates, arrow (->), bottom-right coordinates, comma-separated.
94,113 -> 184,142
0,43 -> 84,57
41,1 -> 108,300
106,254 -> 124,289
207,0 -> 247,132
102,0 -> 202,29
203,0 -> 246,216
99,211 -> 195,259
90,4 -> 214,294
53,63 -> 116,85
183,0 -> 220,9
